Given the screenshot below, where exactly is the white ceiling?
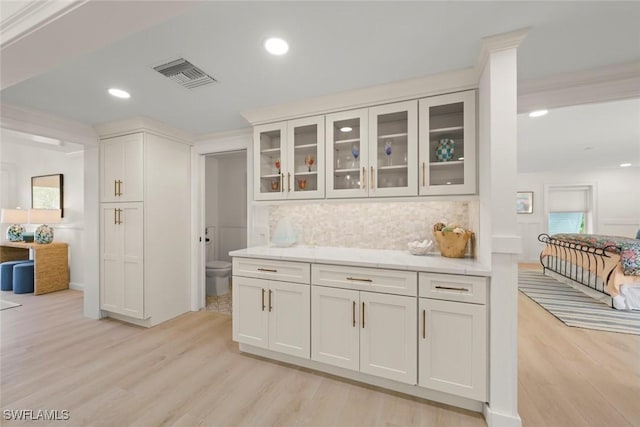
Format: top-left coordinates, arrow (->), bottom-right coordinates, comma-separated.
0,1 -> 639,172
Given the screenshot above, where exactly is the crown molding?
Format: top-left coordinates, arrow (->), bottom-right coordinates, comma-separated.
0,1 -> 88,49
0,103 -> 97,146
241,67 -> 477,126
517,61 -> 640,113
93,117 -> 194,144
475,28 -> 529,74
195,127 -> 252,143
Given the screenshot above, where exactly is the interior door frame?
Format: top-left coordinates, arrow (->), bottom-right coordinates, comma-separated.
191,130 -> 252,310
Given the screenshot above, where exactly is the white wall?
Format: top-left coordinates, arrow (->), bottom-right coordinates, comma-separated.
0,139 -> 86,289
516,167 -> 640,262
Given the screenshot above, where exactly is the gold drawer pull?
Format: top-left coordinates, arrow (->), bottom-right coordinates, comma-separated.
362,302 -> 365,328
435,285 -> 469,292
347,277 -> 372,283
261,288 -> 266,311
258,268 -> 278,273
361,167 -> 366,190
268,289 -> 273,312
422,162 -> 426,187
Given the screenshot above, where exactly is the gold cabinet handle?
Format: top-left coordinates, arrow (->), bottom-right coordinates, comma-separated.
362,302 -> 365,328
352,301 -> 356,327
114,180 -> 118,197
287,172 -> 291,192
435,285 -> 469,292
118,180 -> 123,196
422,162 -> 426,187
370,166 -> 374,190
346,277 -> 372,283
114,209 -> 118,225
268,289 -> 273,312
117,209 -> 122,224
258,268 -> 278,273
422,309 -> 426,339
261,288 -> 266,311
361,167 -> 366,190
281,173 -> 285,193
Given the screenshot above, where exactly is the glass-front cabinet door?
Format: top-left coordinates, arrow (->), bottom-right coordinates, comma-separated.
254,122 -> 287,201
369,100 -> 418,197
419,90 -> 476,195
286,116 -> 325,199
326,109 -> 369,198
253,118 -> 324,201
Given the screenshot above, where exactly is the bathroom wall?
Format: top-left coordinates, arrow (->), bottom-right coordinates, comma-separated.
205,151 -> 247,262
267,200 -> 476,252
0,138 -> 85,289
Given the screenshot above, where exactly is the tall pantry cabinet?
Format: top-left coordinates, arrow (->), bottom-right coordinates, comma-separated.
98,123 -> 191,327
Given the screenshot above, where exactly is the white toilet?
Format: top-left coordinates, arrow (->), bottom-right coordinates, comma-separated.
206,260 -> 232,296
205,227 -> 232,295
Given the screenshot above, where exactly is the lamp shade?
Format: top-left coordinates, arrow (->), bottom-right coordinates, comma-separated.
29,209 -> 62,225
1,208 -> 29,224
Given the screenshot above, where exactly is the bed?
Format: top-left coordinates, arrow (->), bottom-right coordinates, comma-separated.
538,233 -> 640,310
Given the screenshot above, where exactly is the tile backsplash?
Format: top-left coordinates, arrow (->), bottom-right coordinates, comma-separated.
268,200 -> 476,251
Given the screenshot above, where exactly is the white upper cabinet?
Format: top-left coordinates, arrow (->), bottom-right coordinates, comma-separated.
254,116 -> 325,201
326,100 -> 418,198
419,90 -> 476,195
100,133 -> 144,202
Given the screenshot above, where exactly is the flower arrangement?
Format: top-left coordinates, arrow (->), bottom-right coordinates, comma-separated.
433,222 -> 473,258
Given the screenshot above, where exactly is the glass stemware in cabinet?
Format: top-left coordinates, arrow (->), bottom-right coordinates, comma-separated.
351,145 -> 359,168
384,140 -> 392,166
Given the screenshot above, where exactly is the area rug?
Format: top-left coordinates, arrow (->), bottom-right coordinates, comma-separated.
518,270 -> 640,335
0,300 -> 21,311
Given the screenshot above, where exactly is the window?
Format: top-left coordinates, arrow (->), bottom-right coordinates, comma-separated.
548,212 -> 585,234
546,185 -> 594,235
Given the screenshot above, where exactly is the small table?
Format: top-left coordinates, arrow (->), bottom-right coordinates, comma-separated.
0,241 -> 69,295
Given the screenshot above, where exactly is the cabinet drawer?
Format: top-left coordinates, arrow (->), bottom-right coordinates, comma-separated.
419,273 -> 487,304
232,258 -> 310,284
312,264 -> 417,296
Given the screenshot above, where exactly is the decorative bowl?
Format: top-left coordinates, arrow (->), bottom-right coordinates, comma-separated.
408,240 -> 433,256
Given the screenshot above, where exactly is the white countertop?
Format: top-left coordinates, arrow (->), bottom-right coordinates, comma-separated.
229,246 -> 491,277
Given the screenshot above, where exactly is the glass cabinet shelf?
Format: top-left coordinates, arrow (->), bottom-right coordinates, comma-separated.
334,138 -> 360,146
430,126 -> 463,135
378,132 -> 408,139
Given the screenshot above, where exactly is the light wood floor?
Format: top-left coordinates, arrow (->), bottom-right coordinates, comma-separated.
1,272 -> 638,426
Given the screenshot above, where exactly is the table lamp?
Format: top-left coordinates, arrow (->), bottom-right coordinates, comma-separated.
29,209 -> 62,244
1,208 -> 29,241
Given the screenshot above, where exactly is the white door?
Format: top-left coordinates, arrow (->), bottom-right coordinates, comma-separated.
326,108 -> 369,199
311,286 -> 359,371
419,298 -> 487,401
233,276 -> 269,348
360,291 -> 417,384
268,281 -> 310,358
120,203 -> 144,319
419,90 -> 476,195
253,122 -> 287,201
100,133 -> 143,202
287,116 -> 325,200
99,202 -> 144,318
368,100 -> 418,197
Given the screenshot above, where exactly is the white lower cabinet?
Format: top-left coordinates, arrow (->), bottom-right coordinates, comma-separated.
100,202 -> 144,319
233,276 -> 310,359
418,274 -> 487,401
311,285 -> 417,385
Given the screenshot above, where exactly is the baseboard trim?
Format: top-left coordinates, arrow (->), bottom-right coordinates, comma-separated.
484,404 -> 522,427
239,343 -> 484,413
69,282 -> 84,291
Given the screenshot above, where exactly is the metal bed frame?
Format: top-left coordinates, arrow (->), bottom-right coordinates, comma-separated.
538,233 -> 618,299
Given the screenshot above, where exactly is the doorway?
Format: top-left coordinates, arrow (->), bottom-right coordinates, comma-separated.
203,150 -> 247,312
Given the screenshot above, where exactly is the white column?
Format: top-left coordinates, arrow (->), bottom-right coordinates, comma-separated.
83,145 -> 101,318
477,29 -> 527,427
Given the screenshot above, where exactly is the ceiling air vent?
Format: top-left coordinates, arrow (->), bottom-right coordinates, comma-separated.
153,58 -> 217,89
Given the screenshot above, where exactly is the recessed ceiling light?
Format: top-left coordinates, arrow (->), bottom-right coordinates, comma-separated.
446,181 -> 452,185
340,126 -> 353,133
620,163 -> 632,167
108,88 -> 130,99
264,37 -> 289,55
529,109 -> 548,118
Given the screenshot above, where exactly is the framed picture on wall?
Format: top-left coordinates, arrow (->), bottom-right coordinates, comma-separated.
516,191 -> 533,214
